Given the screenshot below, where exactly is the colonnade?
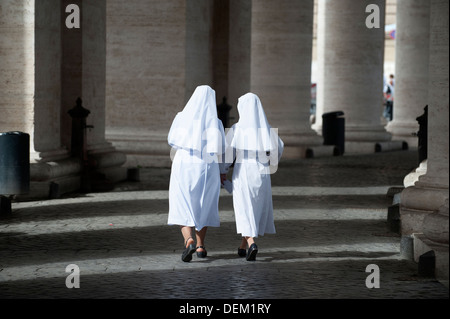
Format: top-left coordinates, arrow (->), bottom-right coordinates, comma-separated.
0,0 -> 448,284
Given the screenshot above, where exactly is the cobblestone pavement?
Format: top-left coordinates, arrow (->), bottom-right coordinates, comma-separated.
0,150 -> 448,301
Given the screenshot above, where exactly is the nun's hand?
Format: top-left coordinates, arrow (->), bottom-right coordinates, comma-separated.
220,174 -> 227,185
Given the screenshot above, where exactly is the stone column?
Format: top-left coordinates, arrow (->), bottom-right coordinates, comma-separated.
0,0 -> 80,199
59,0 -> 126,189
400,0 -> 449,285
105,0 -> 213,167
386,0 -> 430,148
314,0 -> 392,154
250,0 -> 323,158
228,0 -> 251,125
0,0 -> 67,162
34,0 -> 69,162
2,1 -> 125,199
211,0 -> 230,106
80,0 -> 127,183
0,0 -> 35,137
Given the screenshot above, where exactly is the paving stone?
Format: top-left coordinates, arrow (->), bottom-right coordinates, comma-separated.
0,150 -> 448,300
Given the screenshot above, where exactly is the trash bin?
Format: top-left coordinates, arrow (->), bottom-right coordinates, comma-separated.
0,131 -> 30,195
322,111 -> 345,155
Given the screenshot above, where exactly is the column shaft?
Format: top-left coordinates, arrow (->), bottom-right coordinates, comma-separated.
386,0 -> 430,147
250,0 -> 322,155
315,0 -> 391,152
0,0 -> 35,149
400,0 -> 449,285
106,0 -> 214,167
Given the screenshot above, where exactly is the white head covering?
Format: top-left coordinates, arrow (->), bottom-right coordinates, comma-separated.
168,85 -> 224,154
230,93 -> 278,152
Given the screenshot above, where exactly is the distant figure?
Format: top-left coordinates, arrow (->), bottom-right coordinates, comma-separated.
383,74 -> 394,121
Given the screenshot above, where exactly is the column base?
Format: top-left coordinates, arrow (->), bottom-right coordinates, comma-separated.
413,233 -> 449,287
345,141 -> 407,155
108,130 -> 330,164
403,160 -> 427,187
385,121 -> 419,149
88,149 -> 128,191
17,157 -> 82,201
281,130 -> 327,159
283,145 -> 337,159
30,148 -> 70,163
345,125 -> 392,142
15,148 -> 127,201
400,190 -> 449,287
314,124 -> 407,155
400,184 -> 448,235
106,131 -> 172,167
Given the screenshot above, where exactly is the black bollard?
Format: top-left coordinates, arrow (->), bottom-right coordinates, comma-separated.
68,98 -> 94,192
416,105 -> 428,165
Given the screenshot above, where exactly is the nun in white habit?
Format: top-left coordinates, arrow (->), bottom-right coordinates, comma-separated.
221,92 -> 284,261
168,85 -> 226,262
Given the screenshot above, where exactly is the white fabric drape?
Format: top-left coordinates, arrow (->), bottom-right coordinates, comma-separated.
230,93 -> 280,153
168,85 -> 225,231
168,85 -> 224,154
223,93 -> 284,238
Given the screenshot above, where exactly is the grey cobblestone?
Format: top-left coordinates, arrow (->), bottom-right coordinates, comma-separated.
0,150 -> 448,299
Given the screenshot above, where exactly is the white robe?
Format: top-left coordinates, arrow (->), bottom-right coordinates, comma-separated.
168,147 -> 221,230
223,132 -> 283,238
167,85 -> 225,231
222,93 -> 284,238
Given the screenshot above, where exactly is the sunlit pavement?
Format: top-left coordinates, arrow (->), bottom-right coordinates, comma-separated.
0,150 -> 448,299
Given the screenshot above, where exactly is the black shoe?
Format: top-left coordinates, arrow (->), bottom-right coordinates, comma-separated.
196,246 -> 207,258
238,248 -> 246,257
182,243 -> 196,262
246,243 -> 258,261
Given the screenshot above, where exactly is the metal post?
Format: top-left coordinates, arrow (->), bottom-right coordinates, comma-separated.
68,98 -> 94,192
416,105 -> 428,165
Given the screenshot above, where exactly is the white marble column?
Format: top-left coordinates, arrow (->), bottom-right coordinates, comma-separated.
386,0 -> 430,148
250,0 -> 323,158
400,0 -> 449,285
314,0 -> 392,154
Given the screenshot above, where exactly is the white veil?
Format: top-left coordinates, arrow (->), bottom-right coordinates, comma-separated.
230,93 -> 279,152
168,85 -> 224,154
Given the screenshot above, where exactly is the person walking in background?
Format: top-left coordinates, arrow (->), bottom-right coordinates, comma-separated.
220,93 -> 284,261
167,85 -> 226,262
383,74 -> 395,121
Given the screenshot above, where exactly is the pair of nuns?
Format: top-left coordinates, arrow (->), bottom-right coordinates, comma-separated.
167,85 -> 284,262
